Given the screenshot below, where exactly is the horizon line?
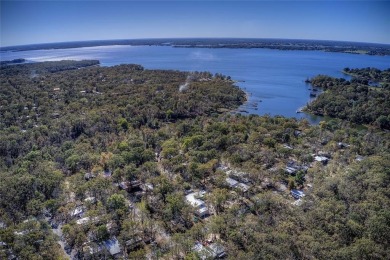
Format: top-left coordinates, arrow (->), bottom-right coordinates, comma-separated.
2,37 -> 390,49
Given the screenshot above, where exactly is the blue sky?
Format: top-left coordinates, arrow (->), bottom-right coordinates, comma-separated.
1,0 -> 389,47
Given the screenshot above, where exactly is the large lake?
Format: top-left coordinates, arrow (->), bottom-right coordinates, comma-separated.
2,45 -> 390,121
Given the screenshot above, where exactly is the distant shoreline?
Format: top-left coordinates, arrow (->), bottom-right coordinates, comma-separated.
2,38 -> 390,56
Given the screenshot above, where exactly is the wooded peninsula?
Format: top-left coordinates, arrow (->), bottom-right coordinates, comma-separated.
306,67 -> 390,129
0,61 -> 389,259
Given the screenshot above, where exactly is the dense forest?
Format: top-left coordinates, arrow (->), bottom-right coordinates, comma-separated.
306,68 -> 390,129
0,61 -> 389,259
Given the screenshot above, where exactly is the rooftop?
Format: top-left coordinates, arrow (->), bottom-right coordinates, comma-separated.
102,237 -> 121,256
226,177 -> 238,187
185,192 -> 206,208
291,189 -> 305,199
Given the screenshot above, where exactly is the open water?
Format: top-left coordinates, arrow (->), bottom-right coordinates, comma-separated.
2,45 -> 390,122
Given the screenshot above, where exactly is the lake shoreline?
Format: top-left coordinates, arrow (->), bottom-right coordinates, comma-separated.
2,45 -> 389,121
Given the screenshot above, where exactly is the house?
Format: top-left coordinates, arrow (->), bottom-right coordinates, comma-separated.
185,192 -> 210,218
84,196 -> 96,203
84,172 -> 96,181
291,189 -> 305,199
102,237 -> 121,257
208,243 -> 226,259
226,177 -> 250,192
285,166 -> 298,175
314,155 -> 329,165
193,242 -> 226,259
286,161 -> 309,175
71,206 -> 85,218
193,242 -> 211,259
355,155 -> 364,162
76,216 -> 99,225
141,183 -> 154,192
294,130 -> 302,137
76,217 -> 90,225
225,177 -> 238,188
337,142 -> 349,149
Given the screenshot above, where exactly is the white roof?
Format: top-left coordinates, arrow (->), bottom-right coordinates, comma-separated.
226,177 -> 238,187
291,189 -> 305,198
197,206 -> 209,215
208,243 -> 226,257
314,156 -> 328,162
76,217 -> 90,225
185,192 -> 205,208
84,197 -> 96,202
103,237 -> 121,256
292,199 -> 303,206
71,206 -> 85,216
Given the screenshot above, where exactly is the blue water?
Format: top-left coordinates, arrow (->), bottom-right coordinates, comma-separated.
2,45 -> 389,121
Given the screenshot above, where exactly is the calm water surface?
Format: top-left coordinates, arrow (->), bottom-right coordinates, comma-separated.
2,46 -> 390,121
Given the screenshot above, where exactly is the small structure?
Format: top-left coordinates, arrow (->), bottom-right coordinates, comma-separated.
226,177 -> 250,192
355,155 -> 364,162
185,192 -> 210,218
76,217 -> 90,225
226,177 -> 239,188
285,166 -> 298,175
76,216 -> 99,225
141,183 -> 154,192
71,206 -> 85,218
208,243 -> 226,259
314,155 -> 329,165
84,172 -> 96,181
102,237 -> 121,257
291,189 -> 305,199
193,242 -> 210,259
294,130 -> 302,137
193,242 -> 226,259
84,196 -> 96,203
337,142 -> 349,149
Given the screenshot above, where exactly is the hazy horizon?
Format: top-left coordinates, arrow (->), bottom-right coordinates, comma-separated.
1,1 -> 389,47
2,37 -> 390,49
